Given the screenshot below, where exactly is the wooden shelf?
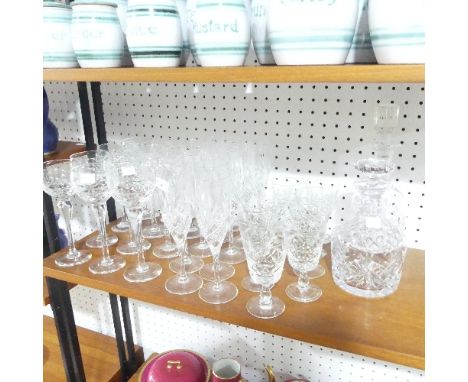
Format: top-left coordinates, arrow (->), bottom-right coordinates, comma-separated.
43,65 -> 424,83
43,315 -> 144,381
43,140 -> 87,162
43,223 -> 425,370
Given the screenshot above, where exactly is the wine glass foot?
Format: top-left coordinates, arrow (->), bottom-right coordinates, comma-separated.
123,262 -> 162,282
199,262 -> 235,281
142,225 -> 164,239
165,273 -> 203,295
89,255 -> 126,274
246,295 -> 285,319
116,239 -> 151,255
285,283 -> 322,303
152,244 -> 178,259
219,246 -> 245,264
241,276 -> 262,292
294,265 -> 326,279
198,281 -> 238,304
169,256 -> 204,274
111,221 -> 130,233
188,241 -> 211,258
55,250 -> 92,267
86,234 -> 118,248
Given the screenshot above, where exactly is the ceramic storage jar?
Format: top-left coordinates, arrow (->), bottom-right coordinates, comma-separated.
191,0 -> 251,67
368,0 -> 425,64
71,1 -> 125,67
251,0 -> 275,65
43,1 -> 78,68
345,0 -> 376,63
126,0 -> 183,67
267,0 -> 359,65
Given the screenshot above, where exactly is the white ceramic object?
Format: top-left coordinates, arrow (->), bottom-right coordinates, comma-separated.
43,2 -> 78,68
176,0 -> 190,65
267,0 -> 359,65
71,1 -> 124,68
368,0 -> 425,64
191,0 -> 251,67
186,0 -> 200,65
94,0 -> 133,66
345,0 -> 376,63
126,0 -> 182,67
251,0 -> 275,65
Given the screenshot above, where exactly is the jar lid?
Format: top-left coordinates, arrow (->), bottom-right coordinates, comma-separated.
43,1 -> 72,9
71,0 -> 117,7
139,350 -> 210,382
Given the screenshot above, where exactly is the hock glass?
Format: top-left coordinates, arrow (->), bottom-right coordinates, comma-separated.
43,159 -> 92,267
104,143 -> 163,282
70,151 -> 126,274
239,194 -> 286,319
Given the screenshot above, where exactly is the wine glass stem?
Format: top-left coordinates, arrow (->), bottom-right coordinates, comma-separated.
213,255 -> 222,289
57,199 -> 77,256
177,244 -> 188,280
96,203 -> 111,263
298,272 -> 310,290
128,208 -> 146,271
122,206 -> 129,224
259,285 -> 273,307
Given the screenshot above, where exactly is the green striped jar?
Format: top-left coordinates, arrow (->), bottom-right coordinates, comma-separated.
191,0 -> 251,67
267,0 -> 359,65
71,0 -> 125,67
369,0 -> 425,64
126,0 -> 183,67
346,0 -> 376,63
43,1 -> 78,68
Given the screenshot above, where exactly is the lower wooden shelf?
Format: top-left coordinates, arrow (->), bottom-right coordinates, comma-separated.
43,223 -> 425,370
43,315 -> 144,382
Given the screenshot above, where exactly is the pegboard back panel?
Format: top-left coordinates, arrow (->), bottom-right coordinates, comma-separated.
44,285 -> 425,382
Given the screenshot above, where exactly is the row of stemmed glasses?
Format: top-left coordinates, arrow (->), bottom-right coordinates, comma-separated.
44,138 -> 334,318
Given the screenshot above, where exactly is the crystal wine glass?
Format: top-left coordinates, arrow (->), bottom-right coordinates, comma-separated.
239,193 -> 286,318
157,161 -> 203,295
43,159 -> 92,267
283,185 -> 329,303
104,143 -> 162,282
192,156 -> 238,304
70,151 -> 126,274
